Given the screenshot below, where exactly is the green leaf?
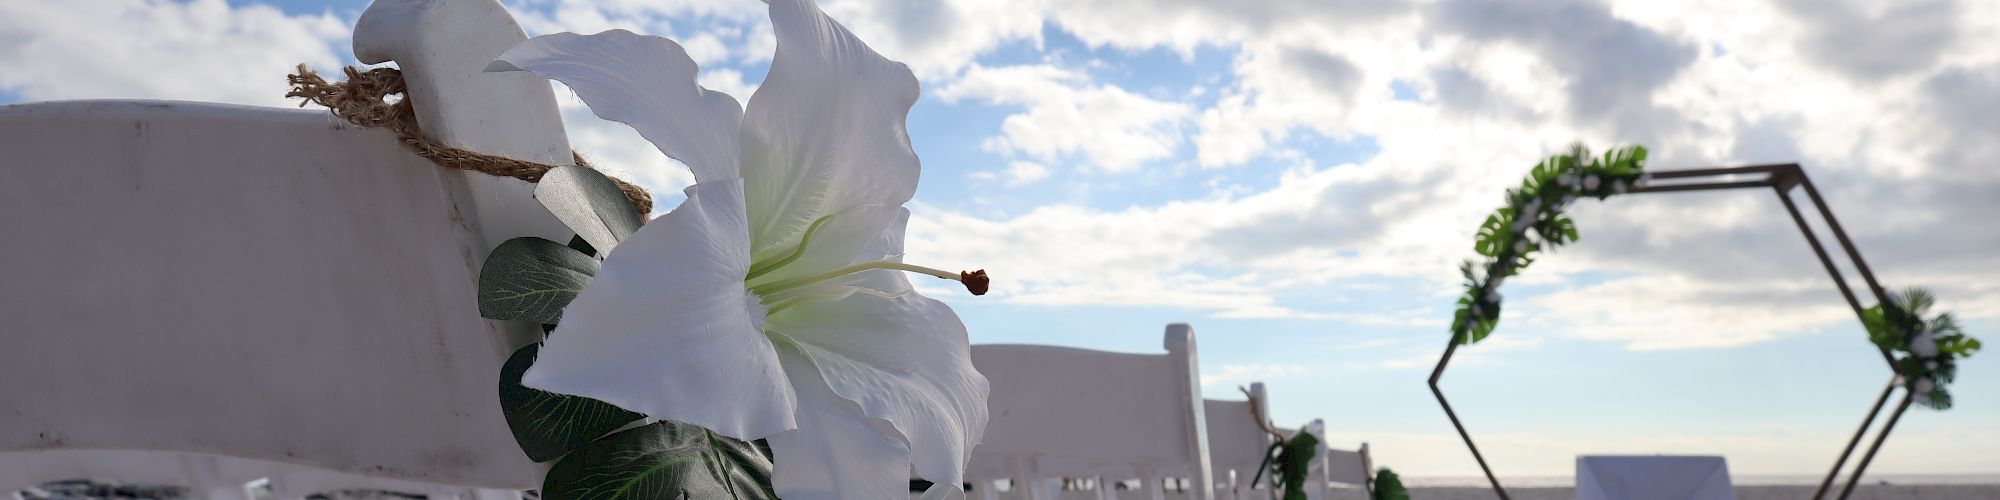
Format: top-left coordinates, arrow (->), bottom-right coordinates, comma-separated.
1275,430 -> 1318,500
479,237 -> 600,324
536,166 -> 644,255
1473,213 -> 1511,257
543,421 -> 776,500
1372,468 -> 1410,500
501,344 -> 642,462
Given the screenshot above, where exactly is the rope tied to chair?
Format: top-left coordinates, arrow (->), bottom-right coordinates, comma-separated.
285,64 -> 654,216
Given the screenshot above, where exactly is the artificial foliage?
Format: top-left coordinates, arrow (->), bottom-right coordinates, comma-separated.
1251,426 -> 1321,500
1863,287 -> 1982,410
477,165 -> 777,499
1446,146 -> 1980,412
1450,144 -> 1648,345
1370,468 -> 1409,500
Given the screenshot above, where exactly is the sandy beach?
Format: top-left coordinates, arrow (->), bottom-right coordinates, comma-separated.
999,482 -> 2000,500
1339,484 -> 2000,499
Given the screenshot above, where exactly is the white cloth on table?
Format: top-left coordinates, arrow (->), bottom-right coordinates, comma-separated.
1575,455 -> 1734,500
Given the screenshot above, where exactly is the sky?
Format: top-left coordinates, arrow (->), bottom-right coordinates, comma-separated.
3,0 -> 1997,480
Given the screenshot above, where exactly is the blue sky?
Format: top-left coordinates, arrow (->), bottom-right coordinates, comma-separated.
5,0 -> 1998,479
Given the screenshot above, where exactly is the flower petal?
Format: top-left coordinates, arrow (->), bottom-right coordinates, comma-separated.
854,207 -> 911,264
491,30 -> 743,183
919,482 -> 968,500
738,0 -> 922,256
743,204 -> 903,289
766,339 -> 912,500
523,179 -> 797,439
765,291 -> 988,486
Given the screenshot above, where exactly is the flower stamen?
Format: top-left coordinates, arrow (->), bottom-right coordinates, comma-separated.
751,261 -> 990,297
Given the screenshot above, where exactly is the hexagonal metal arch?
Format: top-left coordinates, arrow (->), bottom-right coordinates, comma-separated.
1428,164 -> 1913,500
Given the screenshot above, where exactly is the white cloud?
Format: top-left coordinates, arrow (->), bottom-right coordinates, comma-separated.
819,0 -> 1044,79
694,67 -> 758,103
937,64 -> 1190,173
999,161 -> 1050,186
1200,363 -> 1311,388
0,0 -> 349,107
1524,275 -> 1851,350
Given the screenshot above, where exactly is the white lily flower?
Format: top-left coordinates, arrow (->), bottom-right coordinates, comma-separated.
487,2 -> 990,497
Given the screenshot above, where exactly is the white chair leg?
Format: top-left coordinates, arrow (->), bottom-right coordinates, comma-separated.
1141,475 -> 1166,500
976,478 -> 1001,500
469,488 -> 524,500
178,455 -> 253,500
1037,478 -> 1066,500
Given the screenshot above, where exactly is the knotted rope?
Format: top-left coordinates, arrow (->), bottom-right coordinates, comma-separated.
285,65 -> 654,216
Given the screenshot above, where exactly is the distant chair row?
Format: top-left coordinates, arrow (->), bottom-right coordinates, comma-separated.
966,323 -> 1373,500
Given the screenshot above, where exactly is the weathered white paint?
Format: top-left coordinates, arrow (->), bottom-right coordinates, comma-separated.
968,324 -> 1215,500
0,0 -> 585,492
0,100 -> 541,489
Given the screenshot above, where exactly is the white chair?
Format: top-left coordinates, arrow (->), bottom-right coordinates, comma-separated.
1575,455 -> 1733,500
1,0 -> 562,496
1267,420 -> 1367,500
967,323 -> 1215,500
1204,383 -> 1275,500
1320,438 -> 1373,497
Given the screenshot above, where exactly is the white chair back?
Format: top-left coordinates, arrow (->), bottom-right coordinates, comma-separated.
1204,383 -> 1273,498
968,324 -> 1214,500
1322,441 -> 1373,487
0,0 -> 566,494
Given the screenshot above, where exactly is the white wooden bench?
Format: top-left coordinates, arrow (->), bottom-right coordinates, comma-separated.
0,0 -> 578,496
966,324 -> 1215,500
1203,383 -> 1273,500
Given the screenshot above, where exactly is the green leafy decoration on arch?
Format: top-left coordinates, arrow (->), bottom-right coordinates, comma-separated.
1450,144 -> 1647,345
1865,287 -> 1982,410
1448,145 -> 1980,411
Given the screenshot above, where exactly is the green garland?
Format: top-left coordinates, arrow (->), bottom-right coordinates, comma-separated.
1865,288 -> 1982,409
1449,145 -> 1980,411
1371,468 -> 1409,500
1450,144 -> 1648,345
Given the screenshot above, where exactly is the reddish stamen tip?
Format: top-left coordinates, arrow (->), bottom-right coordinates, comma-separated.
960,270 -> 990,296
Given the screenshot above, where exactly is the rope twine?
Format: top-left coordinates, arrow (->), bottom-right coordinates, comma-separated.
1240,385 -> 1288,442
285,64 -> 654,216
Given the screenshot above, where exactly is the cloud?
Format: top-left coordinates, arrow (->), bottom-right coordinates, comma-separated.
1428,0 -> 1698,139
937,64 -> 1190,173
1773,0 -> 1961,82
0,0 -> 349,107
1525,275 -> 1852,350
1042,0 -> 1411,54
818,0 -> 1043,78
1200,363 -> 1312,388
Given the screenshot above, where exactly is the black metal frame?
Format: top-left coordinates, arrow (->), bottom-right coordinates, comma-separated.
1428,164 -> 1910,500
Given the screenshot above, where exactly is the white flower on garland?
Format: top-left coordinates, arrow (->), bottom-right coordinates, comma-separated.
487,1 -> 990,497
1912,327 -> 1940,358
1914,377 -> 1937,406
